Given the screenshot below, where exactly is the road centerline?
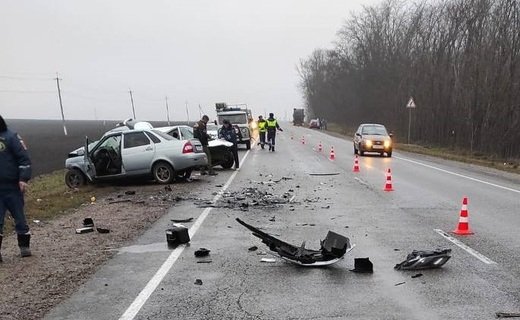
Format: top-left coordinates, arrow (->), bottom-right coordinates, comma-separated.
395,156 -> 520,194
118,150 -> 251,320
434,229 -> 497,265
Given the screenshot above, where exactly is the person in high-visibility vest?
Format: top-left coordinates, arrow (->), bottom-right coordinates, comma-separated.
266,113 -> 283,152
257,115 -> 267,149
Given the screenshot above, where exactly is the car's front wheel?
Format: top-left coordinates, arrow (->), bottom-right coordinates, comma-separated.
245,141 -> 251,150
354,145 -> 358,154
175,169 -> 192,181
387,151 -> 392,157
152,162 -> 175,184
221,151 -> 235,169
65,168 -> 86,189
358,144 -> 365,156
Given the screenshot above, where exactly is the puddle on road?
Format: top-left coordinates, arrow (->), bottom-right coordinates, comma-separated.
118,242 -> 170,254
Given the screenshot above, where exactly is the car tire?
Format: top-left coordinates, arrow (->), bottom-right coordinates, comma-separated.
221,151 -> 234,169
65,168 -> 86,189
152,162 -> 175,184
245,141 -> 251,150
387,151 -> 392,157
358,144 -> 364,156
354,146 -> 358,154
175,169 -> 192,181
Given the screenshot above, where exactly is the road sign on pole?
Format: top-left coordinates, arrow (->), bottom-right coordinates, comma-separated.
406,97 -> 416,144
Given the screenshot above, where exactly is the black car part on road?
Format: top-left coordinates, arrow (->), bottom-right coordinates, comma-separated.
394,249 -> 451,270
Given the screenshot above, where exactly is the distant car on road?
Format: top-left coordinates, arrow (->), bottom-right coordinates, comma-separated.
353,123 -> 393,157
65,121 -> 207,188
154,125 -> 236,169
309,119 -> 320,129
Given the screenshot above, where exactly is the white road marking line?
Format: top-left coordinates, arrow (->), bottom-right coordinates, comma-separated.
396,156 -> 520,194
354,177 -> 369,187
289,195 -> 296,203
434,229 -> 497,265
119,150 -> 251,320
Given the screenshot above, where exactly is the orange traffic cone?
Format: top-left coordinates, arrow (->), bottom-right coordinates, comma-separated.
383,168 -> 394,191
453,197 -> 474,235
317,141 -> 323,152
329,146 -> 335,161
301,136 -> 305,144
353,155 -> 360,172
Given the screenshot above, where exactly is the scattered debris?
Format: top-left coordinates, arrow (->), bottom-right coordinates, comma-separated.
308,173 -> 340,176
194,279 -> 203,285
393,248 -> 400,251
75,227 -> 94,234
321,205 -> 330,209
394,249 -> 451,270
197,260 -> 212,264
108,199 -> 132,204
257,251 -> 267,256
164,185 -> 172,192
96,227 -> 110,234
166,224 -> 190,246
83,218 -> 94,227
171,217 -> 194,223
33,220 -> 41,224
194,248 -> 211,257
496,312 -> 520,318
394,282 -> 406,286
260,258 -> 276,263
236,218 -> 355,267
411,273 -> 423,278
269,216 -> 276,222
124,190 -> 136,195
350,258 -> 373,273
248,246 -> 258,251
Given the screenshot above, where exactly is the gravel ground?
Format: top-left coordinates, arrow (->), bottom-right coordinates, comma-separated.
0,183 -> 191,320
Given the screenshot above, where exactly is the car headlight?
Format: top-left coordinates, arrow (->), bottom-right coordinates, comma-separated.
365,140 -> 373,147
384,140 -> 391,148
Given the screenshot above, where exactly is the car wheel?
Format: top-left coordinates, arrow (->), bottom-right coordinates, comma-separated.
387,151 -> 392,157
221,151 -> 234,169
245,141 -> 251,150
358,144 -> 364,156
65,169 -> 86,189
152,162 -> 175,184
175,169 -> 192,181
354,145 -> 358,154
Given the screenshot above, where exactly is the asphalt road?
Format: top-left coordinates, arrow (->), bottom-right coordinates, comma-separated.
45,124 -> 520,320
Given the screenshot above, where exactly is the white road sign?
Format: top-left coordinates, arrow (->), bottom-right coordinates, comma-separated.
406,97 -> 416,108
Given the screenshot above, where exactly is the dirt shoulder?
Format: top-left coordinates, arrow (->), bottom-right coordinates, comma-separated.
0,183 -> 190,320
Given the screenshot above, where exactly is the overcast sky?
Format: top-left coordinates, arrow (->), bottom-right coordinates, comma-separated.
0,0 -> 379,121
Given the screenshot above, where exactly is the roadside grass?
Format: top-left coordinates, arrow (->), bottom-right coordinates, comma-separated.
3,170 -> 116,233
326,123 -> 520,175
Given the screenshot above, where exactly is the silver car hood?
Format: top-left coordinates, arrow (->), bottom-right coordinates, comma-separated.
208,139 -> 233,147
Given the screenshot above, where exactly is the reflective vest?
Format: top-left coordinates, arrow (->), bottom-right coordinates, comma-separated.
266,119 -> 277,128
258,120 -> 267,132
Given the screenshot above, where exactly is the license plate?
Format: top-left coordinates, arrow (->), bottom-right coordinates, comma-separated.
372,145 -> 384,149
195,145 -> 203,152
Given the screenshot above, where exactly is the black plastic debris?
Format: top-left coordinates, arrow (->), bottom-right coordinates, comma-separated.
350,258 -> 373,273
411,273 -> 423,278
96,227 -> 110,234
496,312 -> 520,318
236,218 -> 354,267
125,190 -> 136,195
171,217 -> 194,223
83,218 -> 94,227
197,260 -> 212,264
248,246 -> 258,251
394,282 -> 406,286
269,216 -> 276,222
166,225 -> 190,246
309,173 -> 340,176
194,248 -> 210,257
394,249 -> 451,270
194,279 -> 203,285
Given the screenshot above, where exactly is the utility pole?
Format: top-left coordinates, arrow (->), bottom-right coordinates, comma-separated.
55,73 -> 68,136
165,96 -> 171,126
129,89 -> 136,119
185,101 -> 190,123
198,104 -> 203,119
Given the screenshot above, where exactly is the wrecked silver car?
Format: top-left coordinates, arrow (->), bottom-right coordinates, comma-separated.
236,218 -> 355,267
65,121 -> 207,188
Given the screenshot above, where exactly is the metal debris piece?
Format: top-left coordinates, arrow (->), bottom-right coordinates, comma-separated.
496,312 -> 520,318
309,173 -> 340,176
108,199 -> 132,204
197,260 -> 212,264
96,227 -> 110,234
395,249 -> 451,270
83,218 -> 94,227
194,279 -> 203,285
394,282 -> 406,286
261,258 -> 276,263
75,227 -> 94,234
350,258 -> 373,273
125,190 -> 136,195
248,246 -> 258,251
237,218 -> 355,267
411,273 -> 423,278
269,216 -> 276,222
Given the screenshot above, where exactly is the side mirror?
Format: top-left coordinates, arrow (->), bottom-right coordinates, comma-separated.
355,133 -> 361,137
389,133 -> 393,138
214,120 -> 217,125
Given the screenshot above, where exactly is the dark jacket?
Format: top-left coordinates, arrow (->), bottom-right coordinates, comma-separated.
0,129 -> 32,190
219,125 -> 238,144
193,120 -> 209,146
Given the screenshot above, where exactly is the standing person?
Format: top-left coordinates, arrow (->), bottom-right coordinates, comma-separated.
193,115 -> 217,176
266,113 -> 283,152
0,115 -> 32,261
257,115 -> 267,149
219,120 -> 240,169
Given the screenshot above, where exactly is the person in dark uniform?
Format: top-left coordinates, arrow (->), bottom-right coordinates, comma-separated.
266,113 -> 283,152
193,115 -> 217,175
0,115 -> 32,261
219,119 -> 240,169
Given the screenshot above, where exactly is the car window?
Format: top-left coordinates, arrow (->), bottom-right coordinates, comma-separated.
169,128 -> 180,139
362,126 -> 387,136
218,114 -> 247,124
151,130 -> 174,141
180,127 -> 194,140
124,132 -> 150,149
93,135 -> 121,155
145,132 -> 161,143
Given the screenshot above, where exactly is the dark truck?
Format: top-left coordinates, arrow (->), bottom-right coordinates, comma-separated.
293,108 -> 304,126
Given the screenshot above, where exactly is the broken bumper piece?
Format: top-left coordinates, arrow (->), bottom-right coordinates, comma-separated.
394,249 -> 451,270
236,218 -> 355,267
